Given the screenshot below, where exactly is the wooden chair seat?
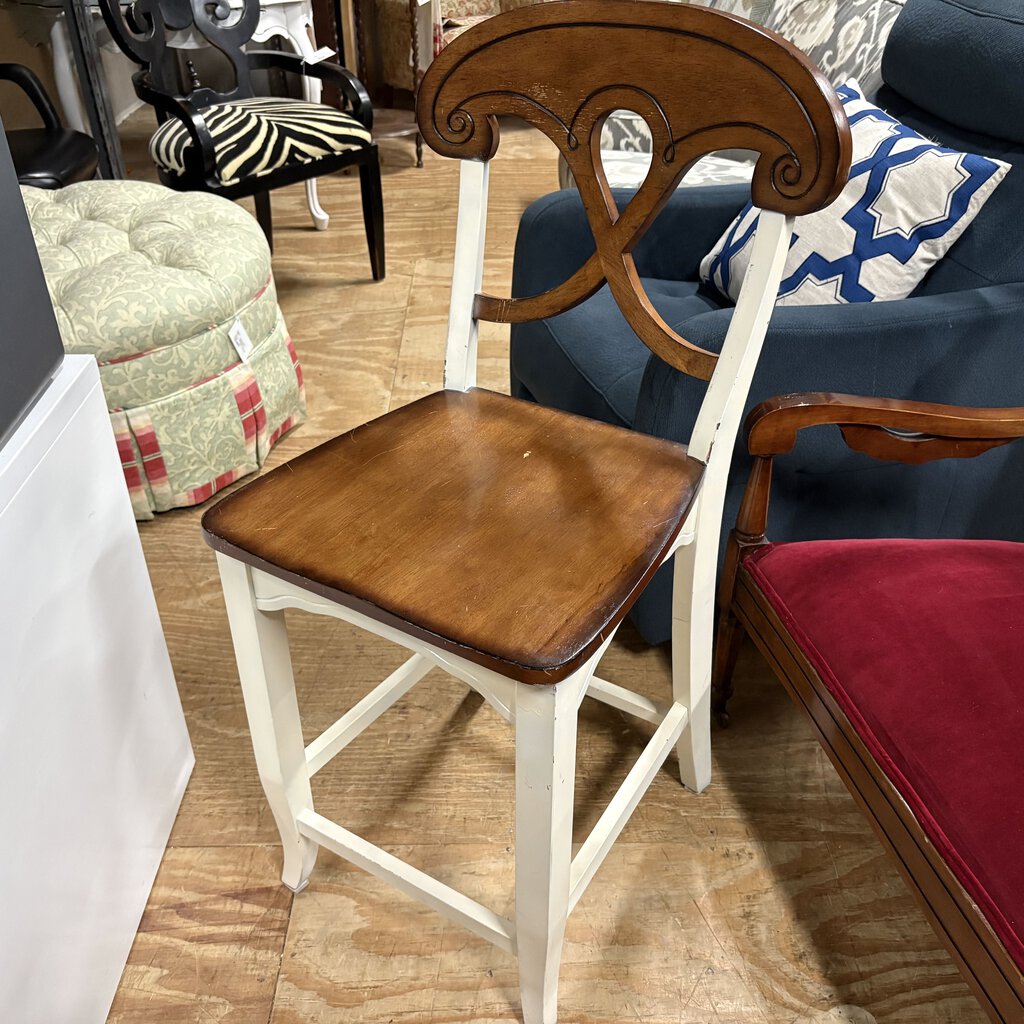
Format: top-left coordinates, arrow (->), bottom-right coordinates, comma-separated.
203,387 -> 705,683
738,538 -> 1024,979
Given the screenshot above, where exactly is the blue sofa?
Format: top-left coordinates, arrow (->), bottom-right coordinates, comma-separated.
509,0 -> 1024,645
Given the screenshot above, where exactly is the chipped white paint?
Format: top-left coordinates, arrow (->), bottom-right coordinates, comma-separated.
676,209 -> 792,793
444,160 -> 489,391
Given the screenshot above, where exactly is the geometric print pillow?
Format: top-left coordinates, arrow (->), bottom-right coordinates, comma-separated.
700,79 -> 1010,306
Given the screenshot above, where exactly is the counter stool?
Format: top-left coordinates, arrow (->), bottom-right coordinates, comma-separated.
201,3 -> 852,1021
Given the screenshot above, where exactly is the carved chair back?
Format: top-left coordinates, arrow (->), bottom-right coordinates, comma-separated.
416,0 -> 850,557
100,0 -> 260,109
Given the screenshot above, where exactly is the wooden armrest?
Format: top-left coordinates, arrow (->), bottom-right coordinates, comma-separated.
245,51 -> 373,129
746,392 -> 1024,463
133,72 -> 218,183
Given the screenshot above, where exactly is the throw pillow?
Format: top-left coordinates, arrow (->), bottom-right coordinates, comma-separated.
763,0 -> 906,95
699,79 -> 1010,306
704,0 -> 774,22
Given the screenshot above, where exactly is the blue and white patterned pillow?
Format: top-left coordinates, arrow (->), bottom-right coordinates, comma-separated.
700,80 -> 1010,306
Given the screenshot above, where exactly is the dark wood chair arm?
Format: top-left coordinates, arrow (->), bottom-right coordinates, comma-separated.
245,51 -> 373,129
732,389 -> 1024,556
0,63 -> 61,130
133,71 -> 218,183
745,391 -> 1024,459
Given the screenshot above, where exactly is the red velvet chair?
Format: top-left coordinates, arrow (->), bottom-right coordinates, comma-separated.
712,392 -> 1024,1024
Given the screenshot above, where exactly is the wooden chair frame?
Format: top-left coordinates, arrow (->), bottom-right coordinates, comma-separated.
207,4 -> 851,1021
712,393 -> 1024,1023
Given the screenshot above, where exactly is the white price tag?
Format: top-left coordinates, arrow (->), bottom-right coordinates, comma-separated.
306,46 -> 336,64
228,317 -> 255,362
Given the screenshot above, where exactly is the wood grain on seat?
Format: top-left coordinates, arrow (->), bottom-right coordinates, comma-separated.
202,388 -> 704,684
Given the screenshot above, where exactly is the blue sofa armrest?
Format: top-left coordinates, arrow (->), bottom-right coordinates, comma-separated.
627,283 -> 1024,644
512,185 -> 748,298
639,284 -> 1024,443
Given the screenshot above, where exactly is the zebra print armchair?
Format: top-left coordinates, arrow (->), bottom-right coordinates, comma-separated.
99,0 -> 385,280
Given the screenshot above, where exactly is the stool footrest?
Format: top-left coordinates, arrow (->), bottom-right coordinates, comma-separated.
586,676 -> 670,725
569,701 -> 688,911
305,654 -> 433,775
296,809 -> 517,954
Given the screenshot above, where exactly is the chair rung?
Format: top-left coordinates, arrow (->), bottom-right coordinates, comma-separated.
586,676 -> 670,725
305,654 -> 433,775
568,701 -> 688,912
296,809 -> 516,955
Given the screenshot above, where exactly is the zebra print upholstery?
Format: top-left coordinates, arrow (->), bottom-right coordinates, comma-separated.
150,98 -> 373,187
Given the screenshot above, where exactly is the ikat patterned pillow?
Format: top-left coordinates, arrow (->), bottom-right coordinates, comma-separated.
700,80 -> 1010,306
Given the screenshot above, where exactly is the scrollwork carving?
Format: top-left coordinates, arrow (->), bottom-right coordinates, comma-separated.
417,0 -> 852,381
100,0 -> 260,102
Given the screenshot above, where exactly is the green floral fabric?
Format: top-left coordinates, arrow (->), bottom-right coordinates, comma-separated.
23,180 -> 306,519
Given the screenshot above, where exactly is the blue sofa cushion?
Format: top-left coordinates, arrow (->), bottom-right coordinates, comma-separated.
882,0 -> 1024,147
510,279 -> 725,427
509,1 -> 1024,646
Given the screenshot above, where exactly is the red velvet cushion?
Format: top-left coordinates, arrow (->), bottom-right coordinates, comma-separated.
747,539 -> 1024,973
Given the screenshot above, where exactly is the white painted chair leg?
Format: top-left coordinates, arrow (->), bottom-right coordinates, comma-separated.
216,554 -> 318,891
299,53 -> 330,230
305,178 -> 330,231
672,538 -> 714,794
514,672 -> 585,1024
672,211 -> 792,793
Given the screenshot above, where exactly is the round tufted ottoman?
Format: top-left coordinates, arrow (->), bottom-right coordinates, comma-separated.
22,180 -> 306,519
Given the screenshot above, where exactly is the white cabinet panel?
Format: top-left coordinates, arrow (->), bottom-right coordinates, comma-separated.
0,355 -> 193,1023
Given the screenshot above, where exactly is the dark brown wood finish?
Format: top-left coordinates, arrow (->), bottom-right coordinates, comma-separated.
710,454 -> 772,721
746,391 -> 1024,457
416,0 -> 853,381
202,4 -> 851,690
310,0 -> 342,108
712,389 -> 1024,1023
203,388 -> 704,684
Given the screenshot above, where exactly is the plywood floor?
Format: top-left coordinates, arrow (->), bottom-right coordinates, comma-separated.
106,112 -> 986,1024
